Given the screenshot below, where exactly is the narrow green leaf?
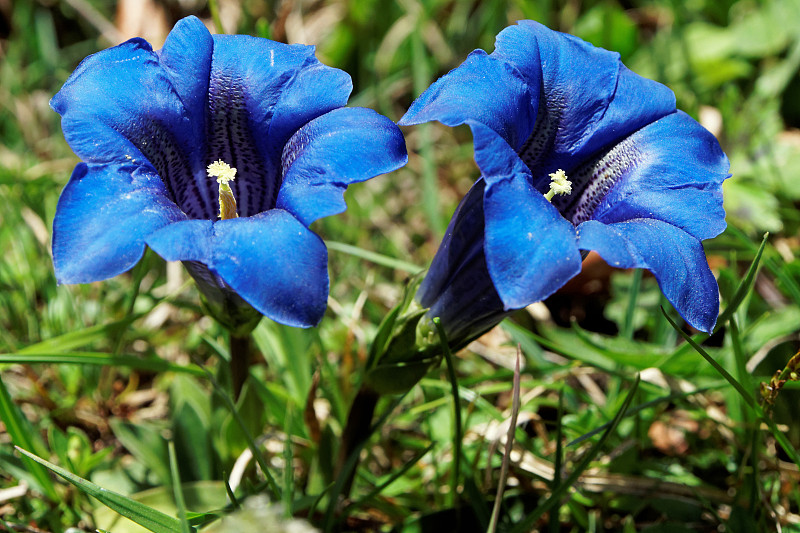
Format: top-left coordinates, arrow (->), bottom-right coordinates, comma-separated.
282,406 -> 294,517
621,269 -> 643,339
0,375 -> 58,500
567,387 -> 713,447
511,374 -> 640,533
16,446 -> 183,533
346,442 -> 435,512
663,308 -> 800,466
325,240 -> 423,274
0,352 -> 206,376
662,308 -> 757,408
548,388 -> 565,533
207,0 -> 225,34
168,440 -> 192,533
201,365 -> 281,499
433,317 -> 462,506
14,317 -> 139,355
714,232 -> 768,330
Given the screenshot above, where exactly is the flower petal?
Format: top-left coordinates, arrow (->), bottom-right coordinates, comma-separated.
50,32 -> 215,219
53,163 -> 185,284
590,111 -> 730,240
146,219 -> 214,263
50,38 -> 193,167
276,107 -> 408,226
206,36 -> 353,217
577,219 -> 719,333
493,20 -> 675,186
147,210 -> 329,327
266,59 -> 353,152
417,179 -> 487,308
399,50 -> 536,151
417,179 -> 510,344
157,16 -> 213,160
473,123 -> 582,308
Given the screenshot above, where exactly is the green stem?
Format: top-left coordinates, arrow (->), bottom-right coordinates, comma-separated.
207,0 -> 225,34
621,269 -> 642,339
230,334 -> 250,400
336,386 -> 380,502
433,318 -> 462,505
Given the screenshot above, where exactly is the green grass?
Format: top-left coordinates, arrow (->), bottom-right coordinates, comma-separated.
2,0 -> 800,531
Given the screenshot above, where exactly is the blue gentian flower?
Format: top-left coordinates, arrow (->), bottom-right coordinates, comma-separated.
400,20 -> 729,337
51,16 -> 408,329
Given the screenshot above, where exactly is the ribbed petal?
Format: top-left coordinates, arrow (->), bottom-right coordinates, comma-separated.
417,179 -> 510,344
146,219 -> 213,263
53,163 -> 185,284
591,111 -> 730,241
50,37 -> 193,168
417,179 -> 487,308
474,123 -> 582,308
147,210 -> 329,327
493,20 -> 675,187
577,219 -> 719,333
206,37 -> 354,217
50,32 -> 215,219
266,59 -> 353,152
399,50 -> 536,151
276,107 -> 408,226
157,16 -> 213,159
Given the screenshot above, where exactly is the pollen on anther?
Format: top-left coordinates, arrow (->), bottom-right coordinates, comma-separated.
549,169 -> 572,195
207,159 -> 237,184
207,160 -> 239,220
544,169 -> 573,202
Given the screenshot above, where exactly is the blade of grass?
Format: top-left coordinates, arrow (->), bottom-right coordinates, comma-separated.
410,23 -> 444,236
0,352 -> 205,376
730,227 -> 800,307
282,406 -> 294,518
662,308 -> 756,406
199,364 -> 281,500
222,470 -> 239,509
14,317 -> 139,355
662,308 -> 800,467
322,392 -> 409,533
714,232 -> 768,331
621,269 -> 643,339
511,374 -> 641,533
433,317 -> 463,505
730,319 -> 760,511
325,240 -> 423,274
346,442 -> 436,512
0,376 -> 58,500
207,0 -> 225,34
487,348 -> 522,533
167,440 -> 192,533
548,387 -> 565,533
114,255 -> 149,356
567,386 -> 713,447
16,446 -> 182,533
668,232 -> 767,361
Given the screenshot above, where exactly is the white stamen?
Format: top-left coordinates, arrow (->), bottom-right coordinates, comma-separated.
544,169 -> 572,202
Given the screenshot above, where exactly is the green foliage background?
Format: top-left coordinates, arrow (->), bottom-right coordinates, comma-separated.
1,0 -> 800,531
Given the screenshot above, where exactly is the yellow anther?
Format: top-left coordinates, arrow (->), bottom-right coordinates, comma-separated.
543,169 -> 572,202
207,160 -> 239,220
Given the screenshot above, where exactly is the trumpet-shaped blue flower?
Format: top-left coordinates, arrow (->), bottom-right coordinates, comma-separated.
401,20 -> 729,338
52,16 -> 407,329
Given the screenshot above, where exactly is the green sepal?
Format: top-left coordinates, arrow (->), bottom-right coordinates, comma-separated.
199,290 -> 262,337
363,273 -> 442,395
364,356 -> 442,395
